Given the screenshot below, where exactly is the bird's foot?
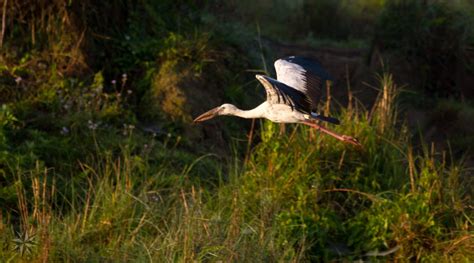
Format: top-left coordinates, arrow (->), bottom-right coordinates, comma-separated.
341,135 -> 362,147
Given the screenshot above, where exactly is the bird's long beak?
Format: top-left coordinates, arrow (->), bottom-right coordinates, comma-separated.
193,107 -> 220,123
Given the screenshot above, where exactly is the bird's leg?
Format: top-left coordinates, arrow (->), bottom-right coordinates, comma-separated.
302,120 -> 361,147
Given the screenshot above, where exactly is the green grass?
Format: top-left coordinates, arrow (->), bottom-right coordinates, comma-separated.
1,73 -> 472,261
1,1 -> 473,261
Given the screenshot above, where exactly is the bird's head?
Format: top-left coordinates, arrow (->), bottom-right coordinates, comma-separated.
193,103 -> 237,123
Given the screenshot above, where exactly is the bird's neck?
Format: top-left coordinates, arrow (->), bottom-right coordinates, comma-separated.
232,104 -> 265,119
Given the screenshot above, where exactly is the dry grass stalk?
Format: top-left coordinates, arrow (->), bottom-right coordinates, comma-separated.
0,0 -> 7,47
370,73 -> 398,133
408,146 -> 416,193
325,80 -> 332,116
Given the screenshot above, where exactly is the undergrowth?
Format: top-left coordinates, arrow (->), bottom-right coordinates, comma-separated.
1,72 -> 472,261
0,0 -> 473,262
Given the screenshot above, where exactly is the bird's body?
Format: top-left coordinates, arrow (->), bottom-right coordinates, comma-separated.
194,56 -> 361,146
228,101 -> 307,123
263,103 -> 308,123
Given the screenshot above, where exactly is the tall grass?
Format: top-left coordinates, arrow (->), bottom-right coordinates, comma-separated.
1,73 -> 471,261
1,1 -> 472,261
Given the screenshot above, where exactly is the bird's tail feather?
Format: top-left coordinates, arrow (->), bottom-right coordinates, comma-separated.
312,114 -> 340,125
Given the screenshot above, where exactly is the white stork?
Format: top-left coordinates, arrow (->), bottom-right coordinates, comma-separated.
194,56 -> 361,146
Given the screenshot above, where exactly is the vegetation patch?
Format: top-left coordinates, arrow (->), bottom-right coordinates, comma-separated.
0,0 -> 472,261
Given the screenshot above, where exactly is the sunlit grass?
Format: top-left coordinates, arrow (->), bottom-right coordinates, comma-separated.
1,1 -> 473,261
1,73 -> 471,261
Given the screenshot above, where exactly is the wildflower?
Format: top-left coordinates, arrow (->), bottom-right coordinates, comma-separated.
127,89 -> 132,95
100,220 -> 112,226
122,123 -> 128,136
15,76 -> 22,85
122,124 -> 135,136
87,120 -> 99,130
60,126 -> 69,135
111,80 -> 116,85
63,102 -> 71,110
148,193 -> 160,202
95,85 -> 103,94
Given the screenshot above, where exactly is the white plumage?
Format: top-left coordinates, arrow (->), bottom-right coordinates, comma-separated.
194,56 -> 360,146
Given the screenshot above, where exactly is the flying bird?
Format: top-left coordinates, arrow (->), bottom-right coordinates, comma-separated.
194,56 -> 361,146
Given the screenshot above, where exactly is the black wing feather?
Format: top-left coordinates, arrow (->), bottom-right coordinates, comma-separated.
274,56 -> 333,111
256,75 -> 312,114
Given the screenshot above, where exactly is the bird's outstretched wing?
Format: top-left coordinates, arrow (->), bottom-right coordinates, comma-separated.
256,75 -> 311,114
274,56 -> 333,111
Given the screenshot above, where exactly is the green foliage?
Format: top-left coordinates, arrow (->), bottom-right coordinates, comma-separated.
138,31 -> 216,123
0,1 -> 472,261
1,68 -> 473,261
0,106 -> 19,205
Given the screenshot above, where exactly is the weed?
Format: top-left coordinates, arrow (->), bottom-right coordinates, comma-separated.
12,231 -> 37,257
